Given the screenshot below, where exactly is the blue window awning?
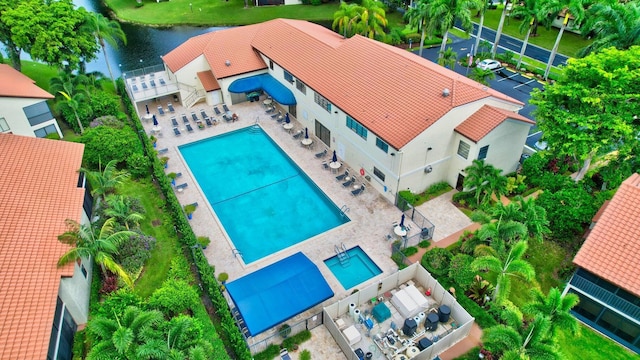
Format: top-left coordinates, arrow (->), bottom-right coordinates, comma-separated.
226,252 -> 333,336
228,73 -> 297,105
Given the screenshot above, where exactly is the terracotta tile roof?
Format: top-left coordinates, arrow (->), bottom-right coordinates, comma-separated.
573,174 -> 640,297
203,25 -> 266,79
164,19 -> 524,149
455,105 -> 535,142
0,64 -> 53,99
162,32 -> 216,73
0,134 -> 85,360
196,71 -> 221,91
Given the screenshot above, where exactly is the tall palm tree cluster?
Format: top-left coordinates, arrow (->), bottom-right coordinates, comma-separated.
451,159 -> 578,359
57,160 -> 143,289
332,0 -> 389,39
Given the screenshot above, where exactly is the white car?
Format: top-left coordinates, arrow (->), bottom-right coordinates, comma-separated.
477,59 -> 502,71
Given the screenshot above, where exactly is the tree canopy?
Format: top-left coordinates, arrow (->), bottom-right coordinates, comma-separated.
530,46 -> 640,180
0,0 -> 98,71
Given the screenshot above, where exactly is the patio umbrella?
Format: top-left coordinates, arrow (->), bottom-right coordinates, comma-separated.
145,104 -> 150,114
153,115 -> 158,126
332,150 -> 337,163
285,113 -> 290,124
305,127 -> 309,139
400,214 -> 405,228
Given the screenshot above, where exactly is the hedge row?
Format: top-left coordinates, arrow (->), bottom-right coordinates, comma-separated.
118,80 -> 252,360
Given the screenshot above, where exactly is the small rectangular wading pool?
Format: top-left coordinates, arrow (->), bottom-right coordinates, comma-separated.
324,246 -> 382,290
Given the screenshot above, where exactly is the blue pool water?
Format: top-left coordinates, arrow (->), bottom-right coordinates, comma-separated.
324,246 -> 382,290
179,127 -> 349,263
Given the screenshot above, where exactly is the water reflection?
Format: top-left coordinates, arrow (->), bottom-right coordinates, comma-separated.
75,0 -> 225,76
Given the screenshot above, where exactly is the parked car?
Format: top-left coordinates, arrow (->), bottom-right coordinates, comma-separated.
477,59 -> 502,71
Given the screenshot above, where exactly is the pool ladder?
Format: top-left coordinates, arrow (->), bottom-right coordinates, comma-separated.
232,249 -> 244,261
335,243 -> 350,266
340,205 -> 350,218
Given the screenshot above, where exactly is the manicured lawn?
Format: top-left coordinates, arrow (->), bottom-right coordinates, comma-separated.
118,178 -> 180,298
17,60 -> 58,92
479,7 -> 591,58
557,324 -> 640,360
527,240 -> 569,292
105,0 -> 339,26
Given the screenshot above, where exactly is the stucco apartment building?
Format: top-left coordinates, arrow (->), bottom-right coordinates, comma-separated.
563,173 -> 640,354
0,64 -> 62,138
129,19 -> 533,203
0,134 -> 92,360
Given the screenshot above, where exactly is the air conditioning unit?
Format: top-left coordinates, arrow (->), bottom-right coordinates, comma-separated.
424,165 -> 433,173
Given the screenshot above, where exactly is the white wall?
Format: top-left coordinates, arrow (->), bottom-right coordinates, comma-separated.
57,257 -> 92,325
173,55 -> 211,104
0,97 -> 59,138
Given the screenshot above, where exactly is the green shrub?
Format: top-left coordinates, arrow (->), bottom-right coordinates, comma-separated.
167,256 -> 195,283
253,344 -> 280,360
455,292 -> 498,329
418,240 -> 430,248
89,91 -> 121,119
217,272 -> 229,283
115,232 -> 156,275
448,254 -> 475,290
402,246 -> 418,257
94,289 -> 143,318
398,190 -> 416,205
126,152 -> 150,179
405,33 -> 421,44
421,248 -> 452,276
149,279 -> 200,317
300,349 -> 311,360
282,330 -> 311,350
78,125 -> 143,170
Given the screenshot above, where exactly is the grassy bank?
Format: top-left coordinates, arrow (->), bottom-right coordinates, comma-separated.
104,0 -> 339,26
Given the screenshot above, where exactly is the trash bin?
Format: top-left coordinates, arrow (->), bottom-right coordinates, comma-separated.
365,352 -> 373,359
355,348 -> 365,360
421,227 -> 430,239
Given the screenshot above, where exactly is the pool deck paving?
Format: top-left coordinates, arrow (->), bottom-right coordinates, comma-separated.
139,97 -> 481,359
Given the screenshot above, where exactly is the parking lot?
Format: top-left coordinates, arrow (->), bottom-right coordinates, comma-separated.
417,37 -> 549,149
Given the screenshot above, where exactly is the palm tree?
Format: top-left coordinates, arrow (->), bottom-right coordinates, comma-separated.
405,0 -> 433,57
104,195 -> 144,230
471,240 -> 535,303
510,0 -> 546,69
492,0 -> 511,58
50,70 -> 91,133
87,306 -> 165,360
355,0 -> 389,40
472,0 -> 489,56
523,287 -> 580,337
469,66 -> 496,85
542,0 -> 586,79
577,1 -> 640,57
438,47 -> 458,69
57,218 -> 136,288
483,314 -> 561,360
83,13 -> 127,91
428,0 -> 483,57
57,90 -> 88,134
333,2 -> 363,38
81,159 -> 131,202
463,159 -> 505,205
513,196 -> 550,242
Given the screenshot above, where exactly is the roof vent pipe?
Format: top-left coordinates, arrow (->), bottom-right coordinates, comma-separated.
442,88 -> 450,97
225,60 -> 231,67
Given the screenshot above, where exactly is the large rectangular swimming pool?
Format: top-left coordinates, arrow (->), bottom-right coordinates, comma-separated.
179,126 -> 349,263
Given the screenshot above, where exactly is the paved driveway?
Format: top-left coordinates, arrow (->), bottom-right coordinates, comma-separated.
414,190 -> 473,242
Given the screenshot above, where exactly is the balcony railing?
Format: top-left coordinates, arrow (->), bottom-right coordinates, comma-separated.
570,273 -> 640,321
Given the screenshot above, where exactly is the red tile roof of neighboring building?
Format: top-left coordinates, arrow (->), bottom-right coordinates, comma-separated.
162,32 -> 216,73
196,71 -> 221,91
163,19 -> 525,149
573,173 -> 640,297
0,64 -> 54,99
0,134 -> 85,359
455,105 -> 535,142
